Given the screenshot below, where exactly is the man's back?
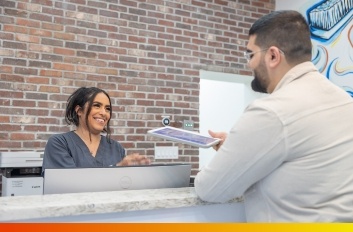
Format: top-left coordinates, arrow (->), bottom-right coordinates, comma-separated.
244,62 -> 353,221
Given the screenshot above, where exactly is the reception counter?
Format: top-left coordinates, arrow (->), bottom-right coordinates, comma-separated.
0,187 -> 245,222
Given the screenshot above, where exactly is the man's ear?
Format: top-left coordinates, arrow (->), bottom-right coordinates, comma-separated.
268,47 -> 282,68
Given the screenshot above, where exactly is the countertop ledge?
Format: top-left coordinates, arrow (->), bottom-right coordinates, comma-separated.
0,187 -> 242,221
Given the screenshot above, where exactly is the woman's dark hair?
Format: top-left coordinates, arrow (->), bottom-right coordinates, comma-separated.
249,10 -> 312,64
65,87 -> 113,142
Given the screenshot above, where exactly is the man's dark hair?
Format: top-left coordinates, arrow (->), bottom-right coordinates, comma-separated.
249,10 -> 312,64
65,87 -> 113,142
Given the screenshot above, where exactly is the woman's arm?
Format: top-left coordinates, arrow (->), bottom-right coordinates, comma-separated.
42,134 -> 77,172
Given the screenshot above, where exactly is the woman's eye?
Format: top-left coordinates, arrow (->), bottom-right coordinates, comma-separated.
106,108 -> 111,112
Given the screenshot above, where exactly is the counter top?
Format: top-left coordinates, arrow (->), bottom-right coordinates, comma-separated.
0,187 -> 243,222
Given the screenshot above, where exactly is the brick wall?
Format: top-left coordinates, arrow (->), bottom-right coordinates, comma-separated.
0,0 -> 275,177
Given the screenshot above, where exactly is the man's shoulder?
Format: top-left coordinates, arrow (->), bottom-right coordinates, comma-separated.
247,94 -> 278,109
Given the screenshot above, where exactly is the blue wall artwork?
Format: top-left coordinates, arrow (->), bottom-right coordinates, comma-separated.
276,0 -> 353,96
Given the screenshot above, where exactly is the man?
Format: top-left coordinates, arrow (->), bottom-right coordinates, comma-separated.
194,10 -> 353,222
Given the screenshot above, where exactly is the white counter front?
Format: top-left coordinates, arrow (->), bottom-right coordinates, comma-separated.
0,187 -> 245,222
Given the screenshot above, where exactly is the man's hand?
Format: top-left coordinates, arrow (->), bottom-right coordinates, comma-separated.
208,130 -> 227,151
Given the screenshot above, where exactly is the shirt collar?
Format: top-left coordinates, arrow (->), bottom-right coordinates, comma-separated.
273,62 -> 318,92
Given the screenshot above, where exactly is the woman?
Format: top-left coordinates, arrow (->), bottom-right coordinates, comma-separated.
42,87 -> 150,173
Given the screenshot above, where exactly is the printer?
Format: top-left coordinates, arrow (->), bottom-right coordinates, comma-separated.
0,151 -> 44,197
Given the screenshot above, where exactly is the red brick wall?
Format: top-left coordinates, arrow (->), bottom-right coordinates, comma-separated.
0,0 -> 275,176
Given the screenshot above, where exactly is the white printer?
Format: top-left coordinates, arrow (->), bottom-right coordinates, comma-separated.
0,151 -> 44,197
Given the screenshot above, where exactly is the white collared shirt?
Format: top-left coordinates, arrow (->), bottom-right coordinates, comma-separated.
195,62 -> 353,222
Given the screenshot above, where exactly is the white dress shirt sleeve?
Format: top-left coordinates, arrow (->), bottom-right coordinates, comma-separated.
194,102 -> 287,203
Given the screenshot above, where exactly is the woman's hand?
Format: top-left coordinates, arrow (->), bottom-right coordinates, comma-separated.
208,130 -> 227,151
117,153 -> 151,166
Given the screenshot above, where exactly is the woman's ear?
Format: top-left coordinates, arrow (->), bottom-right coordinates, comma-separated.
75,105 -> 82,117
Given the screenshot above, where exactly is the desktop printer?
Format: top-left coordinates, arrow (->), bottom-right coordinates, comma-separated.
0,151 -> 44,197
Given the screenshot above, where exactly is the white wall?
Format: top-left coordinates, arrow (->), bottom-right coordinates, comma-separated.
199,70 -> 265,169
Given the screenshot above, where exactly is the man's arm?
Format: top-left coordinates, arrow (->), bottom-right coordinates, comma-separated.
195,105 -> 287,203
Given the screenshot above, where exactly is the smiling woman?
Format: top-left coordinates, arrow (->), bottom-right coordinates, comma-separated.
69,89 -> 112,156
42,87 -> 150,174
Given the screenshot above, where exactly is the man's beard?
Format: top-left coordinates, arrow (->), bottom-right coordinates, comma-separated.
251,62 -> 268,93
251,76 -> 267,93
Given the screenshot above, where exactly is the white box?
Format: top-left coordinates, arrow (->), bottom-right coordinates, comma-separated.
2,176 -> 43,196
155,146 -> 179,159
0,151 -> 43,168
